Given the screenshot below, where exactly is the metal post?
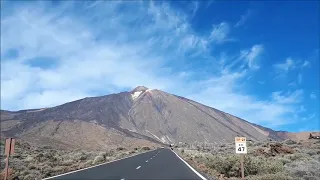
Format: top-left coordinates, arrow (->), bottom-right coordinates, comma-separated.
240,154 -> 244,179
4,138 -> 12,180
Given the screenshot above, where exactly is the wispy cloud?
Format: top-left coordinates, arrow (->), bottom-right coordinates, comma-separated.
302,113 -> 316,121
271,90 -> 304,104
245,44 -> 263,70
209,22 -> 233,44
274,57 -> 295,72
273,57 -> 310,82
190,1 -> 199,18
310,92 -> 317,99
221,44 -> 263,72
235,9 -> 252,27
302,60 -> 310,68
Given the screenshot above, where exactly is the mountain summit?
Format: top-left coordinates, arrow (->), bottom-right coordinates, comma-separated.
1,87 -> 284,150
132,86 -> 149,92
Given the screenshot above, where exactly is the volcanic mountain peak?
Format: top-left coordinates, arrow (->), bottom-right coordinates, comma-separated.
1,86 -> 293,150
131,86 -> 153,100
132,86 -> 149,92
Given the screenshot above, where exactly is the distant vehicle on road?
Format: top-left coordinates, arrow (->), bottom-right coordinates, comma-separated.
169,144 -> 174,150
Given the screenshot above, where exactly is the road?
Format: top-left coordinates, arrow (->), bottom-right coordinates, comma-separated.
44,148 -> 207,180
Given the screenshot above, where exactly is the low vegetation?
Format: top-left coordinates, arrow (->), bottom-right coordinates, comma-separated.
0,139 -> 155,180
175,139 -> 320,180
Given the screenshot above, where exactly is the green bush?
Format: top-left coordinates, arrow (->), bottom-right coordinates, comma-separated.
247,172 -> 292,180
116,147 -> 126,151
142,146 -> 151,151
284,140 -> 297,145
205,155 -> 284,178
92,155 -> 104,165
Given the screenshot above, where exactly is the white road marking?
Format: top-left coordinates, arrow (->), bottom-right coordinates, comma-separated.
136,166 -> 141,169
172,150 -> 207,180
146,160 -> 148,162
42,149 -> 156,180
150,158 -> 153,159
120,178 -> 125,180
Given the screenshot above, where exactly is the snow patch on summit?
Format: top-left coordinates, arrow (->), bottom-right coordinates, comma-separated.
131,91 -> 143,99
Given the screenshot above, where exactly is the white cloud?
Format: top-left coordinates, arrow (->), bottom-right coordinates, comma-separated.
190,1 -> 199,18
245,44 -> 263,70
221,44 -> 263,72
288,82 -> 297,87
310,92 -> 317,99
298,105 -> 306,113
302,60 -> 310,68
302,113 -> 316,121
0,1 -> 307,129
188,74 -> 298,126
271,90 -> 304,104
209,22 -> 233,44
235,9 -> 252,27
274,57 -> 295,72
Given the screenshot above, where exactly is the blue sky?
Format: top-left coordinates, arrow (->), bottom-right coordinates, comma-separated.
1,0 -> 319,132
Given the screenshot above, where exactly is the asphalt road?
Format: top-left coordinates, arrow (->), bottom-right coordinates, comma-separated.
45,148 -> 207,180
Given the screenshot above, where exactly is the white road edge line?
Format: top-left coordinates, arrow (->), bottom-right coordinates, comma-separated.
42,149 -> 158,180
172,150 -> 207,180
136,166 -> 141,169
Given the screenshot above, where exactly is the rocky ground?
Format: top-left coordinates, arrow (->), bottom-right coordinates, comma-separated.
0,139 -> 155,180
175,139 -> 320,180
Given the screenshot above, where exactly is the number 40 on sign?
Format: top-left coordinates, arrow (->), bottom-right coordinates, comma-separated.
235,137 -> 247,154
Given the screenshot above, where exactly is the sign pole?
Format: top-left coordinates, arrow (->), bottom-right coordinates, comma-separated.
240,154 -> 244,180
4,137 -> 15,180
4,138 -> 11,180
235,137 -> 247,180
4,152 -> 10,180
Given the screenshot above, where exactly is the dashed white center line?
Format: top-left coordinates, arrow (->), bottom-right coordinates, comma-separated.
136,166 -> 141,169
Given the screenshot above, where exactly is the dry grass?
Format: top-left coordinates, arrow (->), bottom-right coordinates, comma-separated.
0,139 -> 155,180
176,139 -> 320,180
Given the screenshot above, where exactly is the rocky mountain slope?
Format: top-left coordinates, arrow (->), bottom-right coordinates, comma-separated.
1,86 -> 287,149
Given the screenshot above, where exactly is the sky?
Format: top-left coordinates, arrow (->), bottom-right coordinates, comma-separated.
1,0 -> 319,132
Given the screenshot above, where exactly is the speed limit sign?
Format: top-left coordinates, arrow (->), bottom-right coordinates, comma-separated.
235,137 -> 247,154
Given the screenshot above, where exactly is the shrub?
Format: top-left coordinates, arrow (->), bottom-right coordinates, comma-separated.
206,155 -> 239,177
285,159 -> 320,178
116,147 -> 126,151
142,146 -> 151,151
285,153 -> 307,161
284,139 -> 297,145
105,150 -> 115,157
247,172 -> 292,180
98,152 -> 107,159
278,158 -> 291,165
205,154 -> 285,178
302,175 -> 319,180
92,155 -> 104,165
